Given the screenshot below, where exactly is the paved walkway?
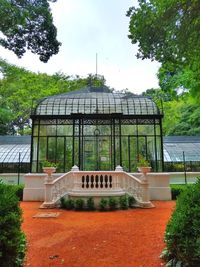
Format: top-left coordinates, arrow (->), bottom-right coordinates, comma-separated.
21,201 -> 175,267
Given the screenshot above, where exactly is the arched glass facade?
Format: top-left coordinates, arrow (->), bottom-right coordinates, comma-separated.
31,86 -> 164,172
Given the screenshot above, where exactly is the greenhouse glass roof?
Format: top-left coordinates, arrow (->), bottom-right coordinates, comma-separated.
34,86 -> 160,116
163,136 -> 200,162
0,136 -> 31,163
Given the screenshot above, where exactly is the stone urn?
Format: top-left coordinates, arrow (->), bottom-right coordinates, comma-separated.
138,166 -> 151,181
43,167 -> 56,181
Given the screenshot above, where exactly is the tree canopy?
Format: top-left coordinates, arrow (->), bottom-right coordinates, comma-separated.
0,59 -> 106,135
0,0 -> 60,62
127,0 -> 200,96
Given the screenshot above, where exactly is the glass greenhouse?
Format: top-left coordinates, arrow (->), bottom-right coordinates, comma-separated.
30,86 -> 164,172
164,136 -> 200,171
0,136 -> 30,173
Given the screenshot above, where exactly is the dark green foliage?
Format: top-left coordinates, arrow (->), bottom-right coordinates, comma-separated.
74,199 -> 85,211
87,197 -> 95,211
119,195 -> 129,210
60,198 -> 74,210
0,0 -> 60,62
60,197 -> 66,208
0,59 -> 106,134
13,184 -> 24,201
127,1 -> 200,93
164,179 -> 200,266
128,195 -> 136,208
108,197 -> 118,211
0,183 -> 26,266
170,184 -> 190,200
99,198 -> 108,211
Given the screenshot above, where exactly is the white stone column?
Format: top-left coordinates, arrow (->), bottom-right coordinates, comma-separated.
140,180 -> 154,208
44,181 -> 53,203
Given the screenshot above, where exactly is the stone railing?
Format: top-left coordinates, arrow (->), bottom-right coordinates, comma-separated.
41,165 -> 154,208
40,171 -> 74,208
118,172 -> 154,208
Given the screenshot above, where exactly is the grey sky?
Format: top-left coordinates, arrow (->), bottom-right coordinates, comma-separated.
0,0 -> 160,93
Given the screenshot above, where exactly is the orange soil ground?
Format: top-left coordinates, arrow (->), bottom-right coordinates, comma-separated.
21,201 -> 175,267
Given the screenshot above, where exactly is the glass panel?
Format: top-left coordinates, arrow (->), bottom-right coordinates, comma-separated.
39,125 -> 47,136
98,136 -> 111,170
33,125 -> 39,136
56,137 -> 64,172
57,125 -> 73,136
38,137 -> 47,171
138,125 -> 154,135
83,136 -> 96,170
47,125 -> 56,136
147,136 -> 155,169
83,136 -> 111,170
121,125 -> 136,135
156,136 -> 162,171
156,124 -> 160,136
65,137 -> 73,171
121,136 -> 129,172
74,137 -> 79,167
129,136 -> 138,171
138,136 -> 147,161
47,137 -> 56,163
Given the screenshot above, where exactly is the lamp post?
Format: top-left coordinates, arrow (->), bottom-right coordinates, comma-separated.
17,152 -> 21,185
183,151 -> 187,185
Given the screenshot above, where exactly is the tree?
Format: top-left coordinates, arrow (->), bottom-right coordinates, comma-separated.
0,59 -> 106,134
127,0 -> 200,95
0,0 -> 60,62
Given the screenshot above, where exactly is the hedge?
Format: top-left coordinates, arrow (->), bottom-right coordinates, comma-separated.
0,182 -> 26,267
170,184 -> 192,200
163,179 -> 200,266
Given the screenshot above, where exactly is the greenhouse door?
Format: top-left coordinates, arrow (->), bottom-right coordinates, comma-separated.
83,135 -> 111,171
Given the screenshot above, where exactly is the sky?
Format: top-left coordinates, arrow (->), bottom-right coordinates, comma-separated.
0,0 -> 160,94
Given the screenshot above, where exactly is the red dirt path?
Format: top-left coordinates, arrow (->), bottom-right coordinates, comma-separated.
21,201 -> 175,267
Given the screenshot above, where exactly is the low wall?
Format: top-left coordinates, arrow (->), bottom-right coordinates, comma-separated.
169,172 -> 200,184
0,173 -> 25,184
132,172 -> 171,200
23,173 -> 64,201
23,172 -> 172,202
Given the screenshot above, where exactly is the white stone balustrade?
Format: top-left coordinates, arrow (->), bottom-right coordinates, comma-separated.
40,171 -> 74,208
40,166 -> 154,208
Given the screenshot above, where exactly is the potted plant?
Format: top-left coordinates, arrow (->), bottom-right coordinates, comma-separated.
42,160 -> 57,181
137,155 -> 151,178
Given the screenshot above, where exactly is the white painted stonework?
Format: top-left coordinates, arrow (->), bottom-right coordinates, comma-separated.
132,172 -> 171,200
23,167 -> 172,208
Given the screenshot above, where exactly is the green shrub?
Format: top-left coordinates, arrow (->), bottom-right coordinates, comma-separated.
108,197 -> 118,210
64,199 -> 75,210
128,195 -> 136,208
163,179 -> 200,266
87,197 -> 95,211
66,199 -> 75,210
75,198 -> 85,211
60,197 -> 66,208
99,198 -> 108,211
0,183 -> 26,267
119,195 -> 129,210
13,184 -> 24,201
0,183 -> 25,201
170,184 -> 191,200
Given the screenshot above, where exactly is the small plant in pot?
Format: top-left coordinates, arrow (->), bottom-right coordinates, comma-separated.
137,155 -> 151,179
42,160 -> 57,180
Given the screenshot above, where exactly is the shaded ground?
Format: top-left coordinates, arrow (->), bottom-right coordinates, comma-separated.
21,201 -> 175,267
